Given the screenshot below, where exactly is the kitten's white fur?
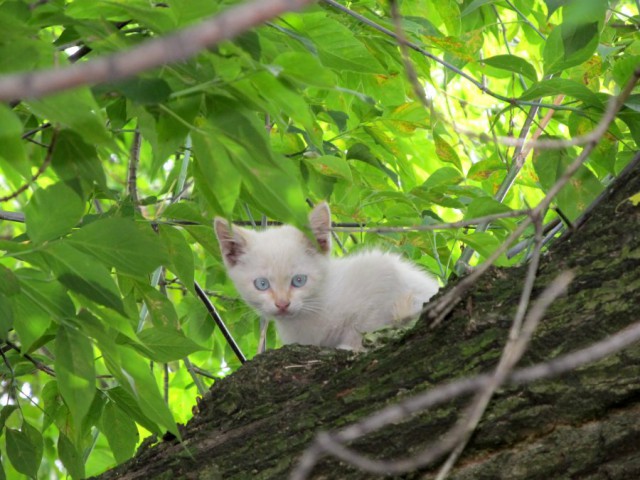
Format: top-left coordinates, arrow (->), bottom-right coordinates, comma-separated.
214,203 -> 439,350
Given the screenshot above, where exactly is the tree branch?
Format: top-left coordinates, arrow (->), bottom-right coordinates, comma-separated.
0,0 -> 317,102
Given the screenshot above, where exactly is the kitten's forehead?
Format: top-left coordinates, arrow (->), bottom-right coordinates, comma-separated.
244,226 -> 312,270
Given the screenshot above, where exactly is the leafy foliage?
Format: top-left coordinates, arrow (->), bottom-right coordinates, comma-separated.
0,0 -> 638,477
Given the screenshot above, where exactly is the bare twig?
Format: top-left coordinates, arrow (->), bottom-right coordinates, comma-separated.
389,0 -> 431,110
128,128 -> 142,211
195,281 -> 247,364
0,210 -> 25,222
184,357 -> 207,396
331,209 -> 530,234
454,92 -> 560,274
321,0 -> 514,104
0,0 -> 317,101
4,341 -> 56,377
294,273 -> 640,480
435,217 -> 547,479
429,68 -> 640,325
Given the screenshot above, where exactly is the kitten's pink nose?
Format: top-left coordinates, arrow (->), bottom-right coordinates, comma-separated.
275,300 -> 291,312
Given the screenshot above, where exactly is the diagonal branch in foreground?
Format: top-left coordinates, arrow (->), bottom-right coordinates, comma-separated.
0,0 -> 317,102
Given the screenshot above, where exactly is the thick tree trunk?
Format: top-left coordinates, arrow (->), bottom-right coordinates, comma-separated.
95,158 -> 640,480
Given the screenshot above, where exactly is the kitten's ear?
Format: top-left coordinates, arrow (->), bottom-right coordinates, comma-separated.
308,202 -> 332,254
214,218 -> 248,267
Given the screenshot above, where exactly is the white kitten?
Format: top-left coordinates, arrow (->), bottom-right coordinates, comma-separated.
214,203 -> 439,350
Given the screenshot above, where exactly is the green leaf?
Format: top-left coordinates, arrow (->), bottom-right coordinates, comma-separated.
462,0 -> 499,16
613,55 -> 640,89
6,422 -> 43,479
421,167 -> 464,189
0,296 -> 13,339
51,130 -> 108,194
543,0 -> 605,76
467,157 -> 505,181
561,21 -> 598,58
0,405 -> 18,431
304,155 -> 353,182
0,104 -> 28,177
202,102 -> 308,226
272,51 -> 336,87
151,96 -> 201,176
545,0 -> 569,17
11,270 -> 74,351
14,269 -> 75,319
183,224 -> 221,258
162,202 -> 208,224
460,232 -> 508,265
24,182 -> 85,245
135,282 -> 179,328
103,386 -> 161,435
27,89 -> 113,147
296,12 -> 384,73
434,135 -> 462,171
103,345 -> 178,437
0,264 -> 20,296
100,400 -> 139,464
158,225 -> 195,296
519,78 -> 602,108
41,381 -> 66,432
54,325 -> 97,430
136,326 -> 205,362
437,0 -> 461,35
191,128 -> 241,216
57,433 -> 85,480
533,146 -> 603,221
43,241 -> 126,314
464,197 -> 513,220
67,217 -> 166,276
113,77 -> 172,105
483,55 -> 538,82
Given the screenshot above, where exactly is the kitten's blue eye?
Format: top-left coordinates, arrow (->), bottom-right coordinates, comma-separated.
254,278 -> 270,291
291,275 -> 307,288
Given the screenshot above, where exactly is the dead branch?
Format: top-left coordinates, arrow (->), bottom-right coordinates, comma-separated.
0,0 -> 317,102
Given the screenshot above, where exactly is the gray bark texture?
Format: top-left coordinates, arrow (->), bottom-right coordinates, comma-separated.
96,157 -> 640,480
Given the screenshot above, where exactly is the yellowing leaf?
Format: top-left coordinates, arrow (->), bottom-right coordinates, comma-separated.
628,192 -> 640,206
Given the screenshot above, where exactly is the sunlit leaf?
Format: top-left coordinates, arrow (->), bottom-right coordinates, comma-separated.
295,12 -> 384,73
304,155 -> 353,181
519,78 -> 602,107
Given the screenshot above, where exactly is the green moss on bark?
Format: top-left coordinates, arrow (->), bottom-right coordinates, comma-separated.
95,163 -> 640,480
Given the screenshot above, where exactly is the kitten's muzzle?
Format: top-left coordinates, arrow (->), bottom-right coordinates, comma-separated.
275,300 -> 291,313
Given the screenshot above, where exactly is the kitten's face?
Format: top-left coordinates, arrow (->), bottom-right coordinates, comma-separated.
222,226 -> 328,318
214,204 -> 332,320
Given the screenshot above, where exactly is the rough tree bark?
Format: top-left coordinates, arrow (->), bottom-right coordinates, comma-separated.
95,157 -> 640,480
